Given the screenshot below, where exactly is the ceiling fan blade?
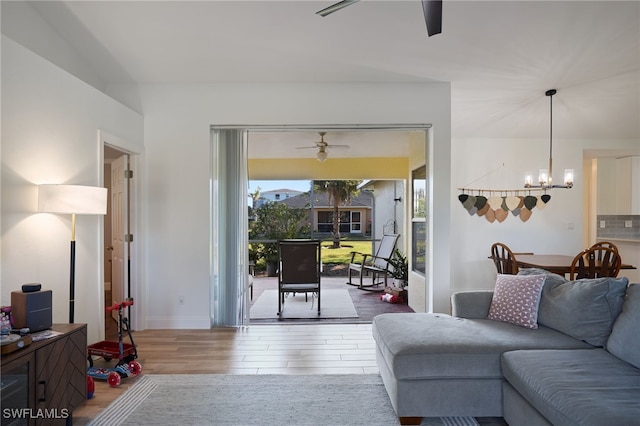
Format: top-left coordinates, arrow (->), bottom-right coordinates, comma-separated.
316,0 -> 360,17
422,0 -> 442,37
328,145 -> 350,149
296,146 -> 319,150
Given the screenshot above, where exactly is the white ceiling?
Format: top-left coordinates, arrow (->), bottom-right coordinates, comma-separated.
4,1 -> 639,157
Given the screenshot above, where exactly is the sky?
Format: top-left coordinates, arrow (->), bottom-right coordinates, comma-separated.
249,180 -> 311,194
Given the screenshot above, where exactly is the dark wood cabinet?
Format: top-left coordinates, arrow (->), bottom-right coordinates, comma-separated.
1,324 -> 87,426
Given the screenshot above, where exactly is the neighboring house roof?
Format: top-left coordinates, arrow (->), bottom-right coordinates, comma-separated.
256,189 -> 304,205
261,189 -> 302,195
358,180 -> 373,190
280,191 -> 373,209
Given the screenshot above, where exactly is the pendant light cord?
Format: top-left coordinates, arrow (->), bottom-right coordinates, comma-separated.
546,89 -> 556,184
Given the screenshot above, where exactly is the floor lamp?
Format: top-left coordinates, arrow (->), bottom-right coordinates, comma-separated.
38,184 -> 108,323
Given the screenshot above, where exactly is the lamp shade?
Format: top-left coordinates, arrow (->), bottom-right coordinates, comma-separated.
38,185 -> 107,215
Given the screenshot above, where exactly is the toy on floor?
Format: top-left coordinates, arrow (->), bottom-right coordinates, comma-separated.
87,298 -> 142,387
380,293 -> 404,304
87,375 -> 95,399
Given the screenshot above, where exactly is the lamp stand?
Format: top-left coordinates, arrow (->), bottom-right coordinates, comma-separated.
37,185 -> 108,324
69,213 -> 77,324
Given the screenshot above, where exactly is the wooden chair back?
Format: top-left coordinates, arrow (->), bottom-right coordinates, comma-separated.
589,241 -> 619,260
490,242 -> 519,275
570,245 -> 622,280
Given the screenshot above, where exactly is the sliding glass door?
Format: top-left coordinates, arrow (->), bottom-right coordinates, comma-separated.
210,124 -> 432,324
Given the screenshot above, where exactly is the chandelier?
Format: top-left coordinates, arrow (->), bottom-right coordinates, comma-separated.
457,89 -> 573,223
524,89 -> 574,189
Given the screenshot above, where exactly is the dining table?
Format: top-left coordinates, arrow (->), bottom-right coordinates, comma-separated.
514,254 -> 636,276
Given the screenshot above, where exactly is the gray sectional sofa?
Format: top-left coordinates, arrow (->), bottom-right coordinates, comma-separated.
373,271 -> 640,425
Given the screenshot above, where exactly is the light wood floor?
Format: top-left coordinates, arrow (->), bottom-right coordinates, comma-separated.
74,323 -> 378,425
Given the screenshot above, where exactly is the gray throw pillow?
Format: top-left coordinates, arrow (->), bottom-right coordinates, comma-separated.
537,276 -> 629,347
518,268 -> 567,289
607,283 -> 640,369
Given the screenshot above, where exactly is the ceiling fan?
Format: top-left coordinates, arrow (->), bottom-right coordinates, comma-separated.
316,0 -> 443,37
297,132 -> 349,162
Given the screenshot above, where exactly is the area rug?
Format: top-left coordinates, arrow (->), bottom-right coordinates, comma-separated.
250,289 -> 358,319
89,374 -> 479,426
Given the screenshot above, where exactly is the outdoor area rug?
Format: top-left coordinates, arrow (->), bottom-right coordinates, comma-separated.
250,289 -> 358,319
89,374 -> 479,426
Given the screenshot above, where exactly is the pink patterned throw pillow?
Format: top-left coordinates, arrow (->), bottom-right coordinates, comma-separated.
487,274 -> 546,329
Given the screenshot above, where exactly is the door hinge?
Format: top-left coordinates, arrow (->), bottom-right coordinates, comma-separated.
124,169 -> 133,179
125,234 -> 134,242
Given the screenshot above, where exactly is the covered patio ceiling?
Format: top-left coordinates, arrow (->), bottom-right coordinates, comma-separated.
248,130 -> 414,160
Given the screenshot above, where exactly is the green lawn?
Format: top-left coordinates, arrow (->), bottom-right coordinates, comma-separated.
320,240 -> 373,264
250,239 -> 374,271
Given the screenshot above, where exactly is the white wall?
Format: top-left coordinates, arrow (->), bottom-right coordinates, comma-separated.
450,137 -> 640,293
0,2 -> 108,94
1,36 -> 144,344
370,180 -> 405,247
133,82 -> 452,327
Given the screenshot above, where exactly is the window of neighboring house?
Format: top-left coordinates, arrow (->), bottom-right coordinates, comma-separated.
317,210 -> 352,233
275,194 -> 280,200
412,166 -> 426,275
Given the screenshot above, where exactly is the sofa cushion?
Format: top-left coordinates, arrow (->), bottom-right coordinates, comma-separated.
487,274 -> 546,329
518,267 -> 567,288
372,313 -> 592,381
535,276 -> 628,347
607,283 -> 640,369
502,349 -> 640,426
451,290 -> 494,319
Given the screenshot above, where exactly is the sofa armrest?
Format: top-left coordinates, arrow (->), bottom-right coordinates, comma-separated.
451,291 -> 494,319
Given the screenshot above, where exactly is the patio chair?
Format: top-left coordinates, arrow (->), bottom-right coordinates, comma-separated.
490,242 -> 519,275
347,234 -> 399,291
570,245 -> 621,280
278,240 -> 321,315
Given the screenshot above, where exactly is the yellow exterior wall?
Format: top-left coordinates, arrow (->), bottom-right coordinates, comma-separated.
249,157 -> 409,180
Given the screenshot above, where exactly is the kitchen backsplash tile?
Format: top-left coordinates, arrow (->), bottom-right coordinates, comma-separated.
597,215 -> 640,241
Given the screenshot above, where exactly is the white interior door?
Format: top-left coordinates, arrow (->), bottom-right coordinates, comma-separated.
110,154 -> 129,320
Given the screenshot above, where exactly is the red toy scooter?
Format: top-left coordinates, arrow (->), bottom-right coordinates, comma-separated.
87,298 -> 142,387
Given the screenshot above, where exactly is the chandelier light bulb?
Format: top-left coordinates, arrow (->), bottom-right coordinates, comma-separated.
524,174 -> 533,188
538,169 -> 549,185
564,169 -> 574,187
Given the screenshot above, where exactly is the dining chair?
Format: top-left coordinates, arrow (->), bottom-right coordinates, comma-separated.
588,241 -> 620,269
277,239 -> 321,315
569,245 -> 622,280
589,241 -> 619,254
490,242 -> 519,274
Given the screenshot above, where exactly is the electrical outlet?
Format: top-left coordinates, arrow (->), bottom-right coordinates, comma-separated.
179,295 -> 184,305
625,220 -> 633,228
600,220 -> 606,229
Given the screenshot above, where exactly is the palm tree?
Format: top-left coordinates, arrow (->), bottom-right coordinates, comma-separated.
249,187 -> 261,209
313,180 -> 361,248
